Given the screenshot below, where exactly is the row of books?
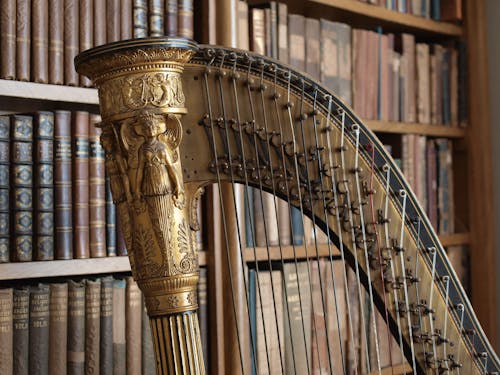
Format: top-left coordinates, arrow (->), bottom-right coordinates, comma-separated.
243,3 -> 467,127
0,0 -> 194,86
357,0 -> 462,21
0,111 -> 129,263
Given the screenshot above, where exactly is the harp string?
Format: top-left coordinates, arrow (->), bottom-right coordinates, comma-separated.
428,247 -> 438,366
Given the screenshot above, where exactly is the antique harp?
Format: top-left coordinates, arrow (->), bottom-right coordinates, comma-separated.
75,38 -> 499,374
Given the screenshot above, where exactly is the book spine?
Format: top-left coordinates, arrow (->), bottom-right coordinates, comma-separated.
34,111 -> 55,261
142,297 -> 156,375
237,0 -> 249,50
67,280 -> 86,375
250,8 -> 265,55
89,115 -> 106,258
106,0 -> 121,42
311,261 -> 329,373
457,42 -> 467,127
245,186 -> 254,248
165,0 -> 178,37
0,288 -> 13,375
121,0 -> 133,39
32,0 -> 49,83
149,0 -> 165,36
116,214 -> 128,256
64,0 -> 79,86
198,267 -> 209,369
105,177 -> 117,256
100,276 -> 114,375
442,48 -> 451,125
133,0 -> 148,38
0,116 -> 10,263
29,284 -> 50,375
13,287 -> 30,375
450,48 -> 458,126
93,0 -> 107,46
16,0 -> 31,81
126,277 -> 142,375
113,278 -> 126,375
79,0 -> 94,87
73,111 -> 90,259
290,207 -> 304,245
49,0 -> 64,84
416,43 -> 431,124
11,114 -> 34,262
177,0 -> 193,39
54,110 -> 73,259
248,269 -> 257,375
287,14 -> 305,71
277,3 -> 288,64
85,279 -> 101,375
49,283 -> 68,375
0,0 -> 16,79
305,17 -> 320,81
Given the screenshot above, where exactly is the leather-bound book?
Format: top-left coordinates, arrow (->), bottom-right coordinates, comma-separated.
105,177 -> 116,256
64,0 -> 79,86
142,298 -> 155,375
32,0 -> 49,83
178,0 -> 193,38
54,110 -> 72,259
165,0 -> 178,36
149,0 -> 164,36
106,0 -> 120,43
29,284 -> 50,375
126,277 -> 142,375
198,267 -> 209,369
0,0 -> 16,79
121,0 -> 132,39
67,280 -> 85,375
113,278 -> 126,375
85,279 -> 101,375
133,0 -> 148,37
116,214 -> 128,256
89,115 -> 106,258
16,0 -> 31,81
73,111 -> 89,259
0,116 -> 9,263
13,287 -> 29,375
100,276 -> 114,375
93,0 -> 106,47
34,111 -> 54,261
49,0 -> 64,84
10,114 -> 33,262
49,283 -> 68,375
79,0 -> 93,87
0,288 -> 13,375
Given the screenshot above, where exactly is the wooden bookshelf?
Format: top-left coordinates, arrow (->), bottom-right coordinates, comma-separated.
366,120 -> 466,138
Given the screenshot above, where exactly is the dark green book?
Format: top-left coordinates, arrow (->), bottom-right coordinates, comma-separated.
13,287 -> 30,375
100,276 -> 114,375
29,284 -> 50,375
0,115 -> 9,262
67,280 -> 86,375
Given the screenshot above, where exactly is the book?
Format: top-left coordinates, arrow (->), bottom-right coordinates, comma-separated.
277,3 -> 288,64
49,283 -> 68,375
93,0 -> 107,47
442,48 -> 451,125
67,280 -> 86,375
73,111 -> 90,259
238,0 -> 250,50
79,0 -> 94,87
400,33 -> 416,123
450,47 -> 458,125
116,215 -> 128,256
121,0 -> 132,40
305,18 -> 320,81
89,115 -> 106,258
441,0 -> 462,21
178,0 -> 194,39
0,0 -> 16,79
416,43 -> 431,124
436,139 -> 454,234
49,0 -> 64,84
141,297 -> 155,375
100,276 -> 114,375
32,0 -> 49,83
105,177 -> 117,256
34,111 -> 54,261
198,267 -> 209,370
54,110 -> 73,259
13,287 -> 30,375
64,0 -> 79,86
85,279 -> 101,375
133,0 -> 148,37
29,284 -> 50,375
149,0 -> 164,36
11,114 -> 34,262
0,288 -> 13,375
113,278 -> 126,375
0,116 -> 9,263
106,0 -> 121,42
16,0 -> 31,81
126,277 -> 142,375
165,0 -> 178,37
288,14 -> 305,71
311,260 -> 329,373
248,269 -> 257,375
426,139 -> 438,230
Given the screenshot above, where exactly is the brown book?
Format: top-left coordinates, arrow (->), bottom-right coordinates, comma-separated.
0,288 -> 13,375
89,115 -> 106,258
133,0 -> 148,38
113,278 -> 126,375
13,287 -> 29,375
85,279 -> 101,375
450,47 -> 459,126
93,0 -> 107,46
177,0 -> 193,38
107,0 -> 121,42
311,261 -> 328,373
237,1 -> 249,50
55,110 -> 73,259
79,0 -> 93,87
32,0 -> 49,83
277,3 -> 288,63
49,0 -> 64,84
29,284 -> 50,375
0,0 -> 16,79
121,0 -> 133,40
305,17 -> 320,80
100,276 -> 114,375
68,280 -> 85,375
149,0 -> 164,36
250,8 -> 265,55
49,283 -> 68,375
379,32 -> 390,121
73,111 -> 90,259
165,0 -> 178,36
441,0 -> 462,21
16,0 -> 31,81
126,277 -> 142,375
198,267 -> 209,369
64,0 -> 79,86
401,33 -> 416,123
416,43 -> 431,124
288,14 -> 305,71
142,297 -> 155,374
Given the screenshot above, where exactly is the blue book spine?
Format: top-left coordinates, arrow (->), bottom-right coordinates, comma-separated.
290,207 -> 304,246
431,0 -> 441,20
105,176 -> 116,256
248,269 -> 257,375
245,187 -> 255,248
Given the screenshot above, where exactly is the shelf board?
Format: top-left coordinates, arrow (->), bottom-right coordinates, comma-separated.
308,0 -> 463,36
365,120 -> 466,138
245,243 -> 340,262
0,79 -> 99,105
439,232 -> 470,247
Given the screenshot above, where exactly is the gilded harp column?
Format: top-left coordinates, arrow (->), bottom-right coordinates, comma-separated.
75,39 -> 205,374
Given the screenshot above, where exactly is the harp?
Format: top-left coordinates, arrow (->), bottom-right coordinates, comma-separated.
75,38 -> 499,374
